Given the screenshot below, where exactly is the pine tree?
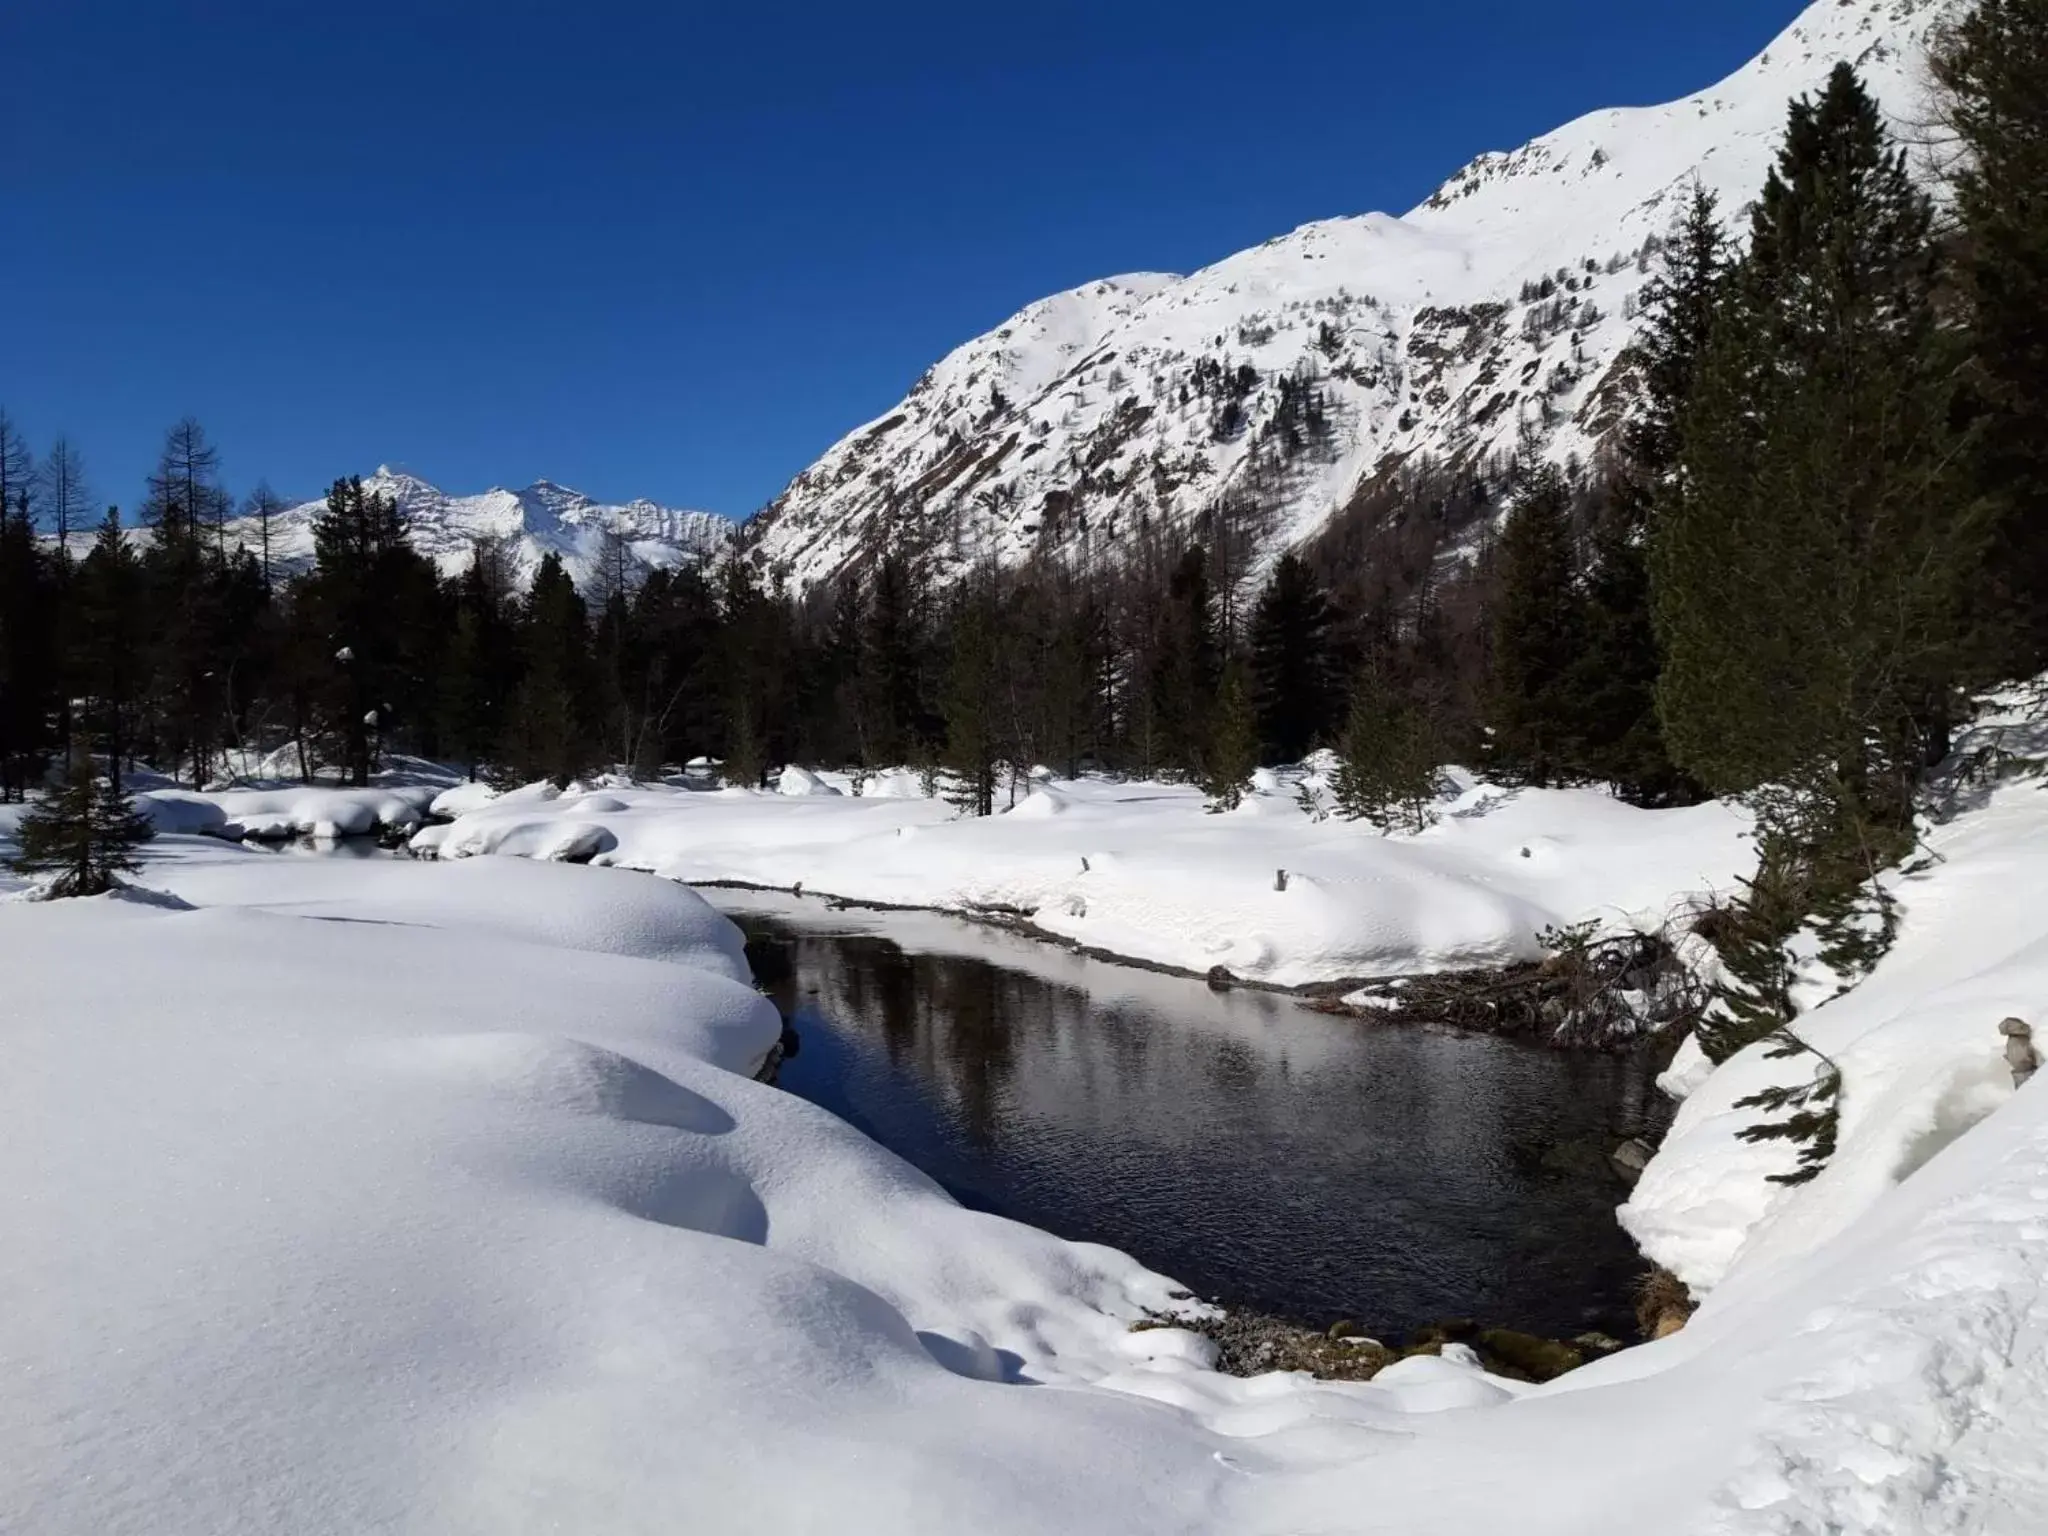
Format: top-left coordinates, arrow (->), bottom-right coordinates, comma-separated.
1148,546 -> 1220,776
37,437 -> 92,559
1247,552 -> 1339,763
503,552 -> 600,789
8,761 -> 155,897
1934,0 -> 2048,671
1489,463 -> 1586,785
859,555 -> 927,765
1331,668 -> 1445,833
1571,188 -> 1727,805
723,697 -> 766,790
941,582 -> 1002,816
305,476 -> 440,784
74,508 -> 146,795
1201,659 -> 1259,812
240,481 -> 287,594
0,411 -> 32,531
1653,64 -> 1976,827
0,491 -> 61,801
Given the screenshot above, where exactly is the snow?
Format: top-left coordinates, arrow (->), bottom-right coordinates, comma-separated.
218,467 -> 732,591
140,782 -> 445,840
8,736 -> 2048,1529
414,766 -> 1755,988
1622,770 -> 2048,1300
749,0 -> 1963,593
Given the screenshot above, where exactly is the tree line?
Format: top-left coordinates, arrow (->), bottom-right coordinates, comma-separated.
4,11 -> 2044,1087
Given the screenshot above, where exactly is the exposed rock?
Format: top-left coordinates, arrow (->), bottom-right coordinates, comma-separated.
1474,1328 -> 1585,1382
1634,1267 -> 1695,1340
1610,1137 -> 1656,1183
1135,1310 -> 1393,1381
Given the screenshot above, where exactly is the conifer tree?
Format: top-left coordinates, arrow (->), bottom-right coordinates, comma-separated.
941,581 -> 1002,816
1248,552 -> 1339,763
859,554 -> 927,766
74,508 -> 146,795
38,437 -> 92,558
1149,546 -> 1220,776
1489,463 -> 1585,785
1571,187 -> 1727,805
0,411 -> 32,530
1653,64 -> 1975,826
1331,668 -> 1445,833
8,761 -> 155,897
305,476 -> 440,784
0,490 -> 61,800
1934,0 -> 2048,670
1201,659 -> 1259,812
504,552 -> 600,789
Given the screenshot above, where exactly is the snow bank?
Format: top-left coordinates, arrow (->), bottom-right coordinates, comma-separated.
776,763 -> 843,796
9,776 -> 2048,1529
1623,776 -> 2048,1296
143,783 -> 444,840
415,769 -> 1754,987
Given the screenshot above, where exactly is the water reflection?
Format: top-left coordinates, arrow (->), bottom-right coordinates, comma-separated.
725,895 -> 1669,1341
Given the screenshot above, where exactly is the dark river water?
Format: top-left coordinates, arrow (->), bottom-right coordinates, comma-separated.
721,893 -> 1671,1342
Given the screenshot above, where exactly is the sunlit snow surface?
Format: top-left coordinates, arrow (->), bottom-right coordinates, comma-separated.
415,766 -> 1755,989
5,714 -> 2047,1528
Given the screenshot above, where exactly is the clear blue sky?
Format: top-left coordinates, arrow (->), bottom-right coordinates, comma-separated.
4,1 -> 1807,519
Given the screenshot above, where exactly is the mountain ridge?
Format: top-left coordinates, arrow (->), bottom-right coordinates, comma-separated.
740,0 -> 1961,593
219,467 -> 733,591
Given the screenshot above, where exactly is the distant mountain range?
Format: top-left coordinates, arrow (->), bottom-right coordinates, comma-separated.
219,1 -> 1959,600
224,468 -> 733,591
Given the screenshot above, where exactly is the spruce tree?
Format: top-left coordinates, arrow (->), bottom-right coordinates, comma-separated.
9,761 -> 156,898
504,552 -> 600,789
1489,463 -> 1585,786
0,491 -> 61,801
1201,659 -> 1260,812
1148,546 -> 1220,776
1247,552 -> 1339,763
1571,188 -> 1727,805
1653,64 -> 1975,826
74,508 -> 146,795
306,476 -> 440,784
1934,0 -> 2048,671
1331,668 -> 1445,833
941,582 -> 1002,816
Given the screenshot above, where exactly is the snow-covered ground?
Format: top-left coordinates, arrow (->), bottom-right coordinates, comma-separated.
6,739 -> 2047,1531
413,767 -> 1755,989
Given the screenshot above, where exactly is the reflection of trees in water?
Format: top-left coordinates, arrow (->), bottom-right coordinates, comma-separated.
757,914 -> 1668,1335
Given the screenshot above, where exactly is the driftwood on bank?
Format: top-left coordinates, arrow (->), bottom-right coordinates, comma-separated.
1306,929 -> 1710,1052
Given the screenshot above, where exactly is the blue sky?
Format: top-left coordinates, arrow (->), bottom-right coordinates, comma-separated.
5,1 -> 1807,519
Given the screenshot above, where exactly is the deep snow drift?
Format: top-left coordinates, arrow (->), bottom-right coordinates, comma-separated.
6,749 -> 2048,1531
413,767 -> 1755,990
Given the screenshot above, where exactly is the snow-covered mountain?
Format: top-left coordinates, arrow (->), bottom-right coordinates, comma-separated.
227,468 -> 733,590
746,0 -> 1960,593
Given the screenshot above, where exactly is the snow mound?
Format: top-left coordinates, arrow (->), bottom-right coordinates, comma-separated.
417,770 -> 1753,987
142,784 -> 442,840
776,765 -> 843,797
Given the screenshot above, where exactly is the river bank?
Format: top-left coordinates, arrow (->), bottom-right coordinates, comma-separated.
728,893 -> 1672,1344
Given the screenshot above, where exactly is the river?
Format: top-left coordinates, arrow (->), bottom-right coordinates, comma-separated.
718,890 -> 1670,1343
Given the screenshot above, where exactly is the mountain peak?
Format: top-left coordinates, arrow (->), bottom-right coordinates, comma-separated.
744,0 -> 1965,595
221,471 -> 732,590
